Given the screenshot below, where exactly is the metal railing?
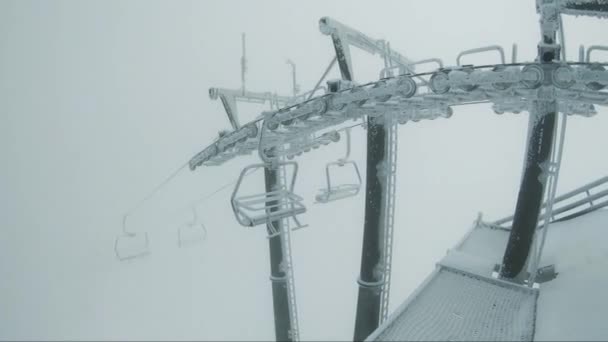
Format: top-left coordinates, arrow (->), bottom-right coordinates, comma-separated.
493,176 -> 608,229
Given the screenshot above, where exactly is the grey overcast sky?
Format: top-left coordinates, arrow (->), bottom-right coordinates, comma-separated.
1,0 -> 607,340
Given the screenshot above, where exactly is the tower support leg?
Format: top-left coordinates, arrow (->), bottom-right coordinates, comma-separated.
328,32 -> 396,341
353,117 -> 387,341
500,0 -> 561,281
264,167 -> 295,341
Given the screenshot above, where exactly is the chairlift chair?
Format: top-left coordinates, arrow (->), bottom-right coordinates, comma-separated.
315,128 -> 362,203
114,215 -> 150,261
231,161 -> 307,233
177,206 -> 208,248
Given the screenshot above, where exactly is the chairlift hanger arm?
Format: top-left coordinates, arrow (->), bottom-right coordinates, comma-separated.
319,17 -> 414,70
210,87 -> 293,105
210,87 -> 295,131
319,17 -> 435,87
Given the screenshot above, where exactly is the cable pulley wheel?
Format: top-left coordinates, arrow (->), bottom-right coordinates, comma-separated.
585,64 -> 606,91
492,65 -> 512,91
429,71 -> 450,94
552,65 -> 576,89
521,64 -> 544,89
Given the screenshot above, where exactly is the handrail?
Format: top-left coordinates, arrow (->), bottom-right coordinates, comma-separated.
493,175 -> 608,228
587,45 -> 608,63
553,199 -> 608,222
457,45 -> 506,66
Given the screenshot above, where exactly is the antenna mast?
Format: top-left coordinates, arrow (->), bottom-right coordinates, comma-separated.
241,33 -> 247,93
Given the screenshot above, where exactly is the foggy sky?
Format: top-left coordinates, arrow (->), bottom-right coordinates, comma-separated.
1,0 -> 607,340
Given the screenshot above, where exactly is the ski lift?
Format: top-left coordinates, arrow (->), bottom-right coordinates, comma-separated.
231,161 -> 307,233
114,215 -> 150,261
177,206 -> 208,248
315,128 -> 362,203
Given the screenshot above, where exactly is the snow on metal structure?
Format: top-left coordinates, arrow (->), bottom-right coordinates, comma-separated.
492,176 -> 608,229
189,59 -> 608,171
365,1 -> 608,340
230,161 -> 306,231
185,9 -> 606,340
378,113 -> 398,325
277,161 -> 301,341
367,176 -> 608,341
317,16 -> 415,81
117,0 -> 608,340
206,33 -> 298,132
559,0 -> 608,18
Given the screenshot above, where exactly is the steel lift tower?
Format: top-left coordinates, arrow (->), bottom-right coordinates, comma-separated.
115,1 -> 608,340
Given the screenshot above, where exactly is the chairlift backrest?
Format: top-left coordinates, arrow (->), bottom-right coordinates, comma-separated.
316,128 -> 363,203
177,206 -> 208,247
231,161 -> 307,228
114,215 -> 150,261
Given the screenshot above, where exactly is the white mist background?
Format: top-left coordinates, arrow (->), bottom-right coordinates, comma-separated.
1,0 -> 607,340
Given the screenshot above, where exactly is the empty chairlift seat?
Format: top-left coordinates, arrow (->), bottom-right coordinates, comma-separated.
315,128 -> 362,203
114,215 -> 150,261
231,161 -> 307,228
177,206 -> 208,247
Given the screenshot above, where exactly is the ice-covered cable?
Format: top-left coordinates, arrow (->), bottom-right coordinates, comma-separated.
122,161 -> 189,231
195,168 -> 257,205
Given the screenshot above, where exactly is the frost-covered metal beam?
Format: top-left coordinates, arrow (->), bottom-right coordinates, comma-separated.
264,165 -> 297,341
318,17 -> 415,80
189,62 -> 608,171
318,20 -> 386,340
209,87 -> 293,130
318,17 -> 406,341
558,0 -> 608,18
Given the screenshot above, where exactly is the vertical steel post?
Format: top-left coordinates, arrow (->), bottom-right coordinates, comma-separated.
354,117 -> 387,341
241,33 -> 247,93
264,166 -> 294,341
500,1 -> 561,281
327,32 -> 390,341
